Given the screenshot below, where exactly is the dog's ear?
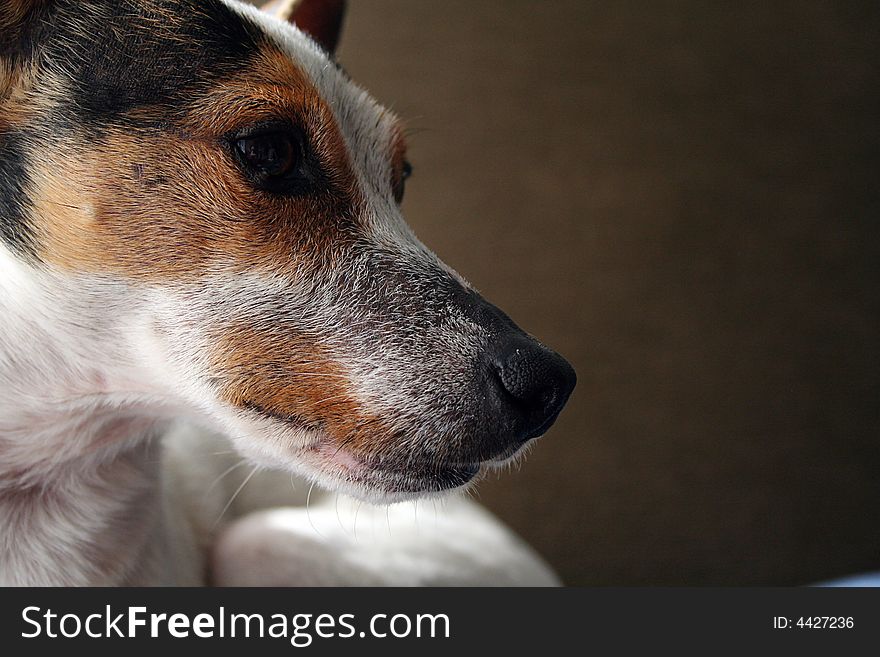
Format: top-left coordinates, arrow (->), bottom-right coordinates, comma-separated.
262,0 -> 346,55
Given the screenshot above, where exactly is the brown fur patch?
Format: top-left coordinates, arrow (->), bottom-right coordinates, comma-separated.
30,44 -> 362,280
209,321 -> 397,457
0,42 -> 44,123
17,17 -> 397,457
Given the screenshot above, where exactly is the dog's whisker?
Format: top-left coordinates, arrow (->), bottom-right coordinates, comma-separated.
32,197 -> 89,212
402,124 -> 430,138
334,492 -> 348,535
212,464 -> 259,529
205,459 -> 246,493
305,481 -> 324,538
353,499 -> 362,543
330,434 -> 359,460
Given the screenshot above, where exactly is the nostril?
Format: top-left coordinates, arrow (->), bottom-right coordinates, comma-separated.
495,347 -> 555,409
491,336 -> 577,441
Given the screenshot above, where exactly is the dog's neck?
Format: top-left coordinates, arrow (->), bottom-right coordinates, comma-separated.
0,248 -> 180,584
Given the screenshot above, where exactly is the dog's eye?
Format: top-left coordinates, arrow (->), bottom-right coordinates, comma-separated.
393,160 -> 413,203
235,132 -> 300,179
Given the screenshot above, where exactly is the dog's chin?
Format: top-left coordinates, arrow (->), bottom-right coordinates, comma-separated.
227,412 -> 524,503
311,440 -> 541,503
295,440 -> 485,504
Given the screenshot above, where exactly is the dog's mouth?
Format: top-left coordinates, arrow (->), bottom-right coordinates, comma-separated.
239,401 -> 486,498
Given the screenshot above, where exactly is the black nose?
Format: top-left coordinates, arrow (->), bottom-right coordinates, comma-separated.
490,334 -> 577,443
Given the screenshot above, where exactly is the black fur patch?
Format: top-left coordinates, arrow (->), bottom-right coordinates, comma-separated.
0,3 -> 52,63
42,0 -> 266,127
0,130 -> 37,257
0,0 -> 268,255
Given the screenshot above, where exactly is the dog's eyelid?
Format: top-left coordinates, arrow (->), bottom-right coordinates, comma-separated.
226,118 -> 304,142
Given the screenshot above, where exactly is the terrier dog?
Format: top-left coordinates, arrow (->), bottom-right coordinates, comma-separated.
0,0 -> 576,586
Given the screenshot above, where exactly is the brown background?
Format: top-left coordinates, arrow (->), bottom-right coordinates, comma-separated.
275,1 -> 879,585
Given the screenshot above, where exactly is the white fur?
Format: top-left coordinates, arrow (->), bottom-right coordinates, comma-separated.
0,0 -> 560,586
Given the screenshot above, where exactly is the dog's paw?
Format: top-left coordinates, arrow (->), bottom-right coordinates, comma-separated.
211,508 -> 386,586
210,497 -> 561,586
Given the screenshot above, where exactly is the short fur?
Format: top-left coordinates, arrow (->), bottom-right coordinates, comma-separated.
0,0 -> 567,585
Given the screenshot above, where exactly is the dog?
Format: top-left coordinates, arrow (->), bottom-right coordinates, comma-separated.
0,0 -> 576,586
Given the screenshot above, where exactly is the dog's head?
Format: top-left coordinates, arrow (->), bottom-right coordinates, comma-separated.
0,0 -> 575,501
